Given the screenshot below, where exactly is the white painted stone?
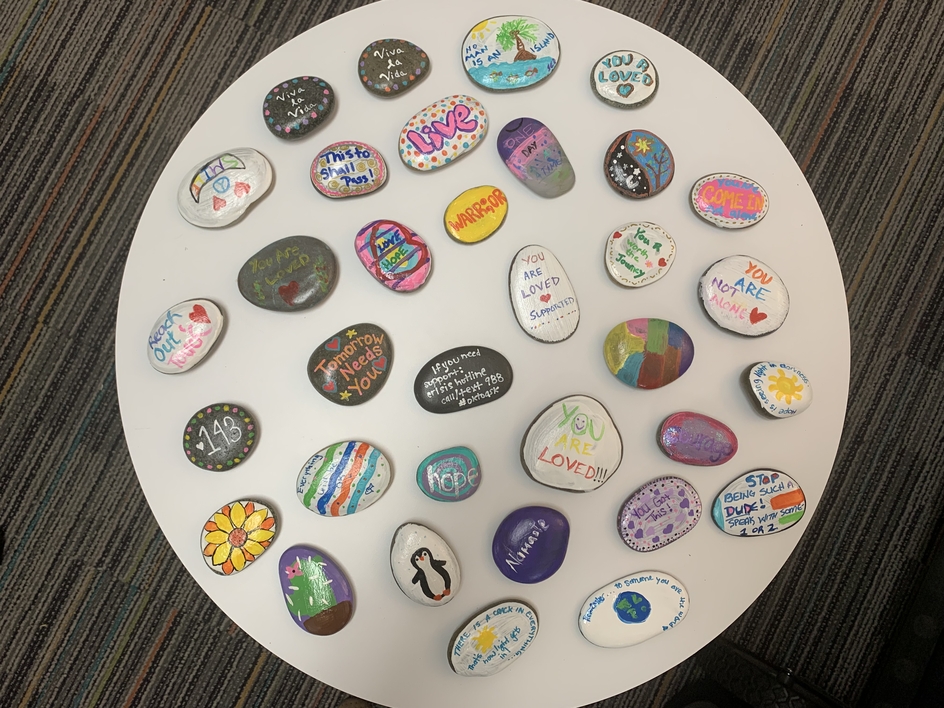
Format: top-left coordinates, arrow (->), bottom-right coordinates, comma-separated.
296,441 -> 391,516
147,299 -> 223,374
699,255 -> 788,336
747,362 -> 813,418
177,148 -> 272,228
712,469 -> 806,536
449,600 -> 538,676
591,50 -> 658,108
390,523 -> 460,607
605,222 -> 675,287
399,95 -> 488,171
508,245 -> 579,343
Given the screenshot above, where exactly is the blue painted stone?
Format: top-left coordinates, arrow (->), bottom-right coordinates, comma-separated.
416,446 -> 480,501
492,506 -> 569,583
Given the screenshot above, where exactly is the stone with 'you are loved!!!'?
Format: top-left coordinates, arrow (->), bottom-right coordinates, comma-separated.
699,255 -> 789,336
591,50 -> 658,108
492,505 -> 569,583
279,545 -> 354,635
748,361 -> 812,417
461,15 -> 559,91
449,600 -> 538,677
444,185 -> 508,243
399,94 -> 488,170
497,117 -> 575,198
201,499 -> 276,576
308,323 -> 392,406
713,469 -> 806,537
417,446 -> 480,501
659,412 -> 738,466
354,219 -> 431,292
603,318 -> 695,389
618,476 -> 701,552
359,38 -> 429,97
509,245 -> 579,343
237,236 -> 337,312
414,345 -> 512,414
604,130 -> 674,199
262,76 -> 335,140
177,148 -> 272,228
605,222 -> 676,287
296,441 -> 391,517
147,298 -> 223,374
691,173 -> 769,228
183,403 -> 257,470
390,522 -> 460,607
311,141 -> 386,198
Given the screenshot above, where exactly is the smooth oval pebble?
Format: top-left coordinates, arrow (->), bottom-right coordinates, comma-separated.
712,469 -> 806,536
509,244 -> 579,342
399,94 -> 488,170
354,219 -> 431,292
578,570 -> 689,648
699,255 -> 789,336
461,15 -> 559,91
262,76 -> 335,139
390,522 -> 460,606
201,499 -> 276,575
414,345 -> 512,414
177,148 -> 272,227
444,185 -> 508,243
618,476 -> 701,552
279,545 -> 354,635
520,394 -> 622,492
359,38 -> 429,97
659,412 -> 738,466
449,600 -> 538,677
237,236 -> 337,311
748,362 -> 813,417
416,446 -> 481,501
147,299 -> 223,373
492,505 -> 569,583
604,130 -> 674,198
605,222 -> 676,288
603,318 -> 695,389
183,403 -> 257,470
308,323 -> 392,406
497,117 -> 575,198
296,441 -> 391,516
311,141 -> 386,198
591,50 -> 658,108
691,173 -> 769,228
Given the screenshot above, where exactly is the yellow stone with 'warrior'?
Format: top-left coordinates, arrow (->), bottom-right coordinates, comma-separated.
443,185 -> 508,244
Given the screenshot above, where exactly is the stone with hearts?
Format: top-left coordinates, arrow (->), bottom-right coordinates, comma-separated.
748,362 -> 813,417
659,412 -> 738,466
237,236 -> 337,312
311,141 -> 386,198
461,15 -> 559,91
354,219 -> 431,292
416,446 -> 480,501
713,469 -> 806,537
414,345 -> 513,414
359,38 -> 429,97
605,222 -> 676,288
449,600 -> 538,677
521,394 -> 622,492
307,323 -> 392,406
147,299 -> 223,374
618,477 -> 701,552
390,522 -> 460,607
591,50 -> 658,108
177,148 -> 272,228
444,185 -> 508,244
604,130 -> 674,199
262,76 -> 335,140
296,441 -> 390,517
497,117 -> 575,198
604,318 -> 695,389
201,499 -> 276,575
399,95 -> 488,171
279,545 -> 354,635
509,245 -> 579,342
699,255 -> 789,336
492,505 -> 569,583
183,403 -> 257,470
691,173 -> 769,229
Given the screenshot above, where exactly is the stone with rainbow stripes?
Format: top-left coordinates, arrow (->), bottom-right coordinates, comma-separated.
603,318 -> 694,389
712,469 -> 806,537
296,441 -> 391,517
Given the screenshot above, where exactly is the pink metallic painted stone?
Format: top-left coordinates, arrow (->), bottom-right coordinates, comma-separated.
658,412 -> 738,466
354,220 -> 431,292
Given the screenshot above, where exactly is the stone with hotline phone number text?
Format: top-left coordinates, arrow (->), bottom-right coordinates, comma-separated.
147,299 -> 223,374
414,345 -> 512,414
183,403 -> 257,471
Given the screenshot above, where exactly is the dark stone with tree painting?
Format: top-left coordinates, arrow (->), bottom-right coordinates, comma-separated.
359,38 -> 429,97
492,505 -> 569,583
413,345 -> 512,414
237,236 -> 337,312
262,76 -> 335,140
603,129 -> 674,198
308,323 -> 392,406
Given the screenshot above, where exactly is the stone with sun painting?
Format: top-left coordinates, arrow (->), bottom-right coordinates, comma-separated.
747,362 -> 812,418
448,600 -> 538,676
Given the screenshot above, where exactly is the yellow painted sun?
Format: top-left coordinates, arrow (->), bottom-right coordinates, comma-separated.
632,137 -> 652,155
473,626 -> 498,653
768,370 -> 803,405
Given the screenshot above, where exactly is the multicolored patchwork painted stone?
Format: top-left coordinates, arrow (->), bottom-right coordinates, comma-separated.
296,441 -> 391,516
604,130 -> 674,198
390,522 -> 460,606
279,545 -> 353,635
177,148 -> 272,228
399,95 -> 488,170
449,600 -> 538,677
359,38 -> 429,97
492,506 -> 569,583
416,446 -> 481,501
262,76 -> 334,139
603,319 -> 695,389
414,345 -> 513,414
497,117 -> 575,198
618,476 -> 701,552
147,299 -> 223,374
712,470 -> 806,537
462,16 -> 559,91
699,255 -> 789,336
354,219 -> 431,292
509,245 -> 579,343
308,323 -> 392,406
444,186 -> 508,243
310,141 -> 386,198
604,222 -> 675,288
237,236 -> 336,312
591,50 -> 658,108
748,362 -> 813,417
183,403 -> 257,470
201,499 -> 276,575
691,173 -> 769,228
659,412 -> 738,466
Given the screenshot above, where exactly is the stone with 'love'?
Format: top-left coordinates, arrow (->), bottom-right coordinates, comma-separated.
308,323 -> 392,406
147,299 -> 223,374
237,236 -> 337,312
354,220 -> 431,292
399,95 -> 488,170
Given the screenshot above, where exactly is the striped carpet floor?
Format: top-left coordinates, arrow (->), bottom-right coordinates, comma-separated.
2,0 -> 943,706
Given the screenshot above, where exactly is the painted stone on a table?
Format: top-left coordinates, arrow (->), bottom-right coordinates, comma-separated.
444,185 -> 508,243
147,299 -> 223,374
177,148 -> 272,228
492,506 -> 569,583
659,412 -> 738,466
604,130 -> 674,198
399,95 -> 488,171
279,545 -> 354,635
237,236 -> 336,311
591,50 -> 658,108
311,141 -> 386,198
449,600 -> 538,677
359,38 -> 429,97
497,117 -> 575,198
308,323 -> 392,406
262,76 -> 335,139
578,570 -> 688,648
296,441 -> 391,516
712,469 -> 806,537
691,173 -> 769,229
605,222 -> 675,288
201,499 -> 276,575
603,318 -> 695,389
699,255 -> 789,336
462,16 -> 559,91
183,403 -> 257,470
417,446 -> 481,502
354,219 -> 431,292
618,476 -> 701,552
748,362 -> 812,417
520,395 -> 622,492
509,245 -> 579,343
390,522 -> 460,606
414,346 -> 512,414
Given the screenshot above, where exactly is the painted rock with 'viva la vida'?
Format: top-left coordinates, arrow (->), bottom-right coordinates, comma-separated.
237,236 -> 337,312
604,130 -> 674,199
591,50 -> 658,108
279,545 -> 353,635
444,185 -> 508,243
296,441 -> 391,516
691,173 -> 769,228
449,600 -> 538,677
201,499 -> 276,575
497,117 -> 575,198
659,412 -> 738,466
520,394 -> 622,492
399,95 -> 488,170
713,469 -> 806,537
605,222 -> 676,288
183,403 -> 257,470
262,76 -> 334,139
618,476 -> 701,552
414,345 -> 512,413
604,318 -> 695,389
509,244 -> 579,342
354,219 -> 431,292
417,446 -> 481,501
699,255 -> 789,336
390,522 -> 460,606
492,505 -> 569,583
177,148 -> 272,228
147,299 -> 223,374
748,362 -> 813,417
359,38 -> 429,97
307,323 -> 392,406
461,15 -> 559,91
311,141 -> 386,198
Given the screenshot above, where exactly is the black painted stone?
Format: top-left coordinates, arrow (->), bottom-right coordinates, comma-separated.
237,236 -> 337,312
414,345 -> 512,414
359,38 -> 429,97
603,130 -> 675,199
308,323 -> 392,406
262,76 -> 335,140
183,403 -> 257,470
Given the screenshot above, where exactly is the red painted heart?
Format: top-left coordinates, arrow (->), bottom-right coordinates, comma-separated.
658,258 -> 667,267
189,304 -> 211,324
539,294 -> 551,303
233,181 -> 251,197
212,195 -> 226,211
325,337 -> 341,351
749,307 -> 768,324
322,380 -> 336,392
373,356 -> 387,371
612,231 -> 622,239
278,281 -> 299,306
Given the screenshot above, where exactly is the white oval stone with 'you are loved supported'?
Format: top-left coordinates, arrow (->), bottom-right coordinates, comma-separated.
147,299 -> 223,374
390,522 -> 460,607
509,245 -> 579,343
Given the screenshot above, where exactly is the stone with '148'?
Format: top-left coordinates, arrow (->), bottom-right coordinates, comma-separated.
497,117 -> 575,198
296,441 -> 391,516
177,148 -> 272,227
509,245 -> 579,342
618,476 -> 701,552
699,255 -> 789,336
390,522 -> 460,606
449,600 -> 538,677
691,173 -> 768,228
311,141 -> 386,198
147,299 -> 223,374
748,361 -> 812,417
279,545 -> 353,635
492,505 -> 569,583
183,403 -> 256,470
417,446 -> 480,501
308,323 -> 392,406
712,469 -> 806,536
659,411 -> 737,466
399,94 -> 488,170
444,185 -> 507,243
604,318 -> 694,389
237,236 -> 337,312
354,219 -> 431,292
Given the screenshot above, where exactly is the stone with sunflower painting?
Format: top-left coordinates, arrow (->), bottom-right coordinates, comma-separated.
200,500 -> 277,576
279,545 -> 354,635
747,362 -> 813,418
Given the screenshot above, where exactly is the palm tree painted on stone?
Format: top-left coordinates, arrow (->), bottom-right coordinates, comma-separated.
495,18 -> 539,62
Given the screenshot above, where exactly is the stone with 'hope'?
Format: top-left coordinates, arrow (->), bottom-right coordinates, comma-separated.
659,412 -> 737,466
399,95 -> 488,171
712,469 -> 806,536
414,345 -> 513,414
177,148 -> 272,228
390,522 -> 460,607
444,185 -> 508,243
308,323 -> 392,406
262,76 -> 335,139
311,141 -> 386,198
691,173 -> 769,228
354,219 -> 431,292
618,476 -> 701,552
279,545 -> 353,635
147,299 -> 223,374
603,318 -> 694,389
359,38 -> 429,97
748,361 -> 812,417
492,505 -> 569,583
591,50 -> 658,108
497,117 -> 575,198
237,236 -> 337,312
183,403 -> 257,470
699,255 -> 788,336
417,446 -> 480,501
296,441 -> 391,516
509,244 -> 579,343
449,600 -> 538,677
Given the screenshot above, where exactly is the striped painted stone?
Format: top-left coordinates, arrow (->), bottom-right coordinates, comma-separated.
296,441 -> 391,516
603,318 -> 694,389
